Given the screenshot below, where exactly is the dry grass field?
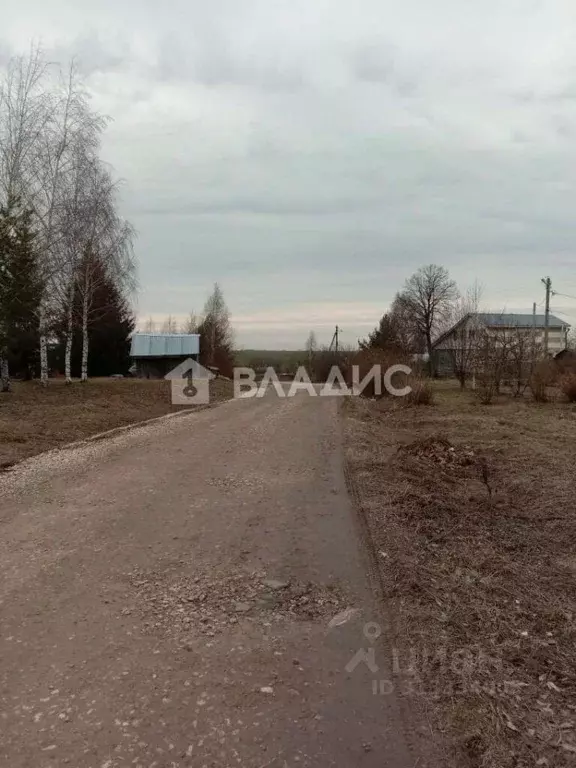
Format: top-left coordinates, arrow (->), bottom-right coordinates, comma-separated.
0,377 -> 233,468
344,381 -> 576,768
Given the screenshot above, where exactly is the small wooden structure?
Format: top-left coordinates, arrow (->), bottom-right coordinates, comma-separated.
130,333 -> 200,378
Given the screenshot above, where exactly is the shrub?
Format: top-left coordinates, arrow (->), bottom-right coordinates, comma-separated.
474,370 -> 497,405
529,359 -> 557,403
349,348 -> 408,399
560,373 -> 576,402
406,378 -> 434,405
311,349 -> 351,383
556,356 -> 576,377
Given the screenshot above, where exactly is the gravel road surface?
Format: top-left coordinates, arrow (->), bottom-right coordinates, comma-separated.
0,391 -> 436,767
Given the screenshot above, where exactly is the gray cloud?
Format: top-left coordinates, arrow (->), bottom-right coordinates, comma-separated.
2,0 -> 576,346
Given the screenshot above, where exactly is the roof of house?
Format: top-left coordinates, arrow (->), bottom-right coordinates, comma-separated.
474,313 -> 568,328
432,312 -> 570,349
130,333 -> 200,358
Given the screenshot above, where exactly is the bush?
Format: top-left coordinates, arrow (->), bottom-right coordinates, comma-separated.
406,377 -> 434,405
556,356 -> 576,376
560,373 -> 576,402
312,349 -> 351,383
529,359 -> 557,403
348,348 -> 408,398
474,369 -> 497,404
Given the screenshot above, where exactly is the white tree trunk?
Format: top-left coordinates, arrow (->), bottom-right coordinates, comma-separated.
64,283 -> 74,384
0,355 -> 10,392
64,325 -> 73,383
39,303 -> 49,386
81,291 -> 89,381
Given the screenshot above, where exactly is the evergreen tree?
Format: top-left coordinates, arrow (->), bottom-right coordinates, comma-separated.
360,311 -> 414,356
0,197 -> 43,387
54,257 -> 135,377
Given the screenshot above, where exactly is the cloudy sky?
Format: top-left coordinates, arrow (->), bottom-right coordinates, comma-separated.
3,0 -> 576,348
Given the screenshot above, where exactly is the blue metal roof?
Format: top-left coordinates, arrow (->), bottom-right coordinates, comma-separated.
433,312 -> 570,348
130,333 -> 200,358
475,313 -> 569,328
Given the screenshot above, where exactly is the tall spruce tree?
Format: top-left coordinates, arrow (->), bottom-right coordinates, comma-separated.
0,197 -> 43,388
54,257 -> 135,378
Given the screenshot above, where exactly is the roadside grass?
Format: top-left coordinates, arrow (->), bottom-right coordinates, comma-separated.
344,380 -> 576,767
0,378 -> 233,467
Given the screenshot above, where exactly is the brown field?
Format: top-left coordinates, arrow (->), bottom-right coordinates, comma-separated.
0,377 -> 233,468
344,381 -> 576,768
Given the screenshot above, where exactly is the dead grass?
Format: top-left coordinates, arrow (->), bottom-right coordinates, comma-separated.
0,377 -> 234,467
344,380 -> 576,767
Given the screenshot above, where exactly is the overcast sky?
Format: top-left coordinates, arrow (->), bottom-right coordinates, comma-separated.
3,1 -> 576,348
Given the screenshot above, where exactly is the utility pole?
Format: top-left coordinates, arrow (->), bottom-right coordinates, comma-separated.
328,325 -> 340,353
532,301 -> 536,361
541,277 -> 552,354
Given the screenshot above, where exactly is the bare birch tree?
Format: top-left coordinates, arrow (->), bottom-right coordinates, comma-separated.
30,61 -> 106,383
73,166 -> 135,380
58,143 -> 115,382
77,235 -> 135,380
0,50 -> 107,383
0,48 -> 50,384
1,48 -> 136,384
198,283 -> 234,374
0,46 -> 50,203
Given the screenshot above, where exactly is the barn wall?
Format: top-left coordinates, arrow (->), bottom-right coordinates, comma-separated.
133,356 -> 198,379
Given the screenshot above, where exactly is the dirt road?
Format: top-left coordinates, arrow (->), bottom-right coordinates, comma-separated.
0,392 -> 435,767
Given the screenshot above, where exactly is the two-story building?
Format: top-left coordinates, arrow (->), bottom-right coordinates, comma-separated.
432,313 -> 570,377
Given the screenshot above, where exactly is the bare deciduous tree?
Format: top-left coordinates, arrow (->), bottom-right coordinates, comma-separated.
397,264 -> 458,375
198,283 -> 234,375
30,60 -> 107,383
181,312 -> 198,334
0,47 -> 52,382
0,48 -> 135,384
161,315 -> 179,334
473,315 -> 545,402
305,329 -> 317,361
0,46 -> 50,202
443,281 -> 483,388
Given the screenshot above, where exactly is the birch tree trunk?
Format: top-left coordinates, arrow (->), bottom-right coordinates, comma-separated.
0,354 -> 10,392
64,281 -> 74,383
39,302 -> 48,385
81,289 -> 89,381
